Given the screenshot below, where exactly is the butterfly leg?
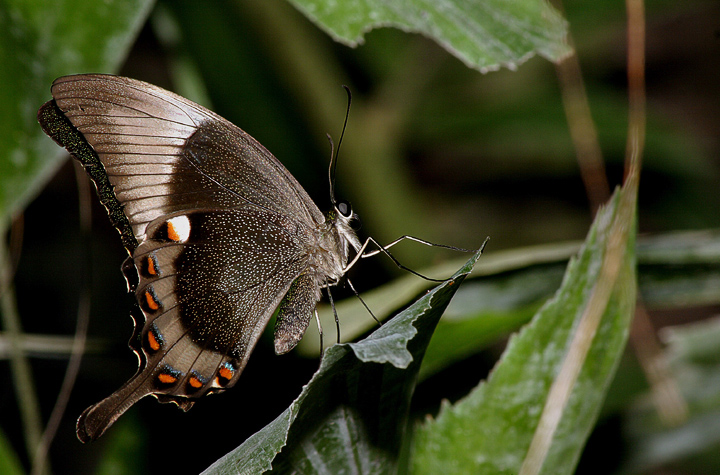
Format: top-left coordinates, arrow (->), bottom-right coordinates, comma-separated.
346,278 -> 381,326
343,236 -> 455,282
361,235 -> 475,259
314,309 -> 324,358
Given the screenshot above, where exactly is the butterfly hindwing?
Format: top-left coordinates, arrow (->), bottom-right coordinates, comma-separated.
78,208 -> 310,441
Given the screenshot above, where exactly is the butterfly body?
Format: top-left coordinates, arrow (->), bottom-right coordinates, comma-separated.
38,74 -> 360,441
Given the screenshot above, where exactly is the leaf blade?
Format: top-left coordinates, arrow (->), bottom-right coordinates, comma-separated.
412,188 -> 637,474
287,0 -> 571,72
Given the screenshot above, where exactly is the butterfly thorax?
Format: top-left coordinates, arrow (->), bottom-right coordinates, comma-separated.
305,210 -> 361,287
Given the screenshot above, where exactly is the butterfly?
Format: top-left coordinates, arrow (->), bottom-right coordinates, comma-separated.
38,74 -> 365,442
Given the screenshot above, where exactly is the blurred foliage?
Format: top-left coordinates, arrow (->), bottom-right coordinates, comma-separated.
0,0 -> 154,222
1,0 -> 719,473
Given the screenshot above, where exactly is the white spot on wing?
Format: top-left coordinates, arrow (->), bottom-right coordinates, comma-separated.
167,215 -> 191,242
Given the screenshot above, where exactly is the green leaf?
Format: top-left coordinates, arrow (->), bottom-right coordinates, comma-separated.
0,0 -> 155,222
96,414 -> 149,475
287,0 -> 571,72
0,426 -> 23,475
423,230 -> 720,380
202,249 -> 482,474
412,187 -> 637,474
621,315 -> 720,473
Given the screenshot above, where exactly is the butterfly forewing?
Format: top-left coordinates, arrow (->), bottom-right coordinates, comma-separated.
49,74 -> 324,243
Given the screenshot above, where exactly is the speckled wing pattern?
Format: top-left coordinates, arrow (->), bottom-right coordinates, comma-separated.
38,75 -> 328,442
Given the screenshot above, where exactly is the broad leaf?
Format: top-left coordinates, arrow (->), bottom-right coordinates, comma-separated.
0,0 -> 154,221
412,187 -> 637,474
287,0 -> 571,72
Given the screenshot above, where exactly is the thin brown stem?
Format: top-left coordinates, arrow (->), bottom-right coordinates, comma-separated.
31,162 -> 93,475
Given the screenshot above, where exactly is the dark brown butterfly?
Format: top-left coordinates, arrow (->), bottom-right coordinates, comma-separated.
38,74 -> 363,442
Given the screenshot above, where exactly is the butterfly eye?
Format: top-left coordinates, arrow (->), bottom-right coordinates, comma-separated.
336,200 -> 352,218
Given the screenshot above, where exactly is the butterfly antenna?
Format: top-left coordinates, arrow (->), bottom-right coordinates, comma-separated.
327,134 -> 337,206
328,86 -> 353,206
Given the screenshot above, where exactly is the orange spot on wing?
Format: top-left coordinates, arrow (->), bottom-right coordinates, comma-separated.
145,290 -> 159,310
167,221 -> 180,242
189,376 -> 203,389
147,256 -> 157,275
158,373 -> 177,384
147,330 -> 161,351
218,366 -> 234,380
